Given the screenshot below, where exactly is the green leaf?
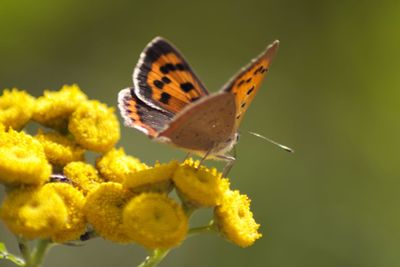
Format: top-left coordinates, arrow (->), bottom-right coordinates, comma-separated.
0,242 -> 25,266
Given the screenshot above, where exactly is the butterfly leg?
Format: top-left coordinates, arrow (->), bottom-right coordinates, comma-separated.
218,155 -> 236,177
183,152 -> 192,161
196,148 -> 214,170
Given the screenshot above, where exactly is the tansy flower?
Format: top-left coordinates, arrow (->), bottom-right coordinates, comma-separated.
68,100 -> 120,153
0,129 -> 51,185
0,88 -> 35,130
96,148 -> 148,183
123,161 -> 178,193
85,182 -> 135,243
63,161 -> 104,195
214,190 -> 262,247
46,183 -> 87,243
172,158 -> 230,207
33,84 -> 88,130
0,185 -> 68,240
122,192 -> 188,249
35,129 -> 85,166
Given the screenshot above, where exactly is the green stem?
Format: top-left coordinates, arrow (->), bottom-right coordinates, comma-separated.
188,221 -> 216,237
25,239 -> 52,267
137,249 -> 170,267
17,237 -> 30,264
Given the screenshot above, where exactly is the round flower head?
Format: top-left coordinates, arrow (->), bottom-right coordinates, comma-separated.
123,161 -> 178,193
46,183 -> 87,243
0,129 -> 51,185
33,84 -> 88,130
214,190 -> 262,247
122,192 -> 188,249
0,88 -> 35,130
85,182 -> 135,243
63,161 -> 104,195
172,158 -> 230,207
0,185 -> 68,240
68,100 -> 120,153
96,148 -> 148,183
35,129 -> 85,166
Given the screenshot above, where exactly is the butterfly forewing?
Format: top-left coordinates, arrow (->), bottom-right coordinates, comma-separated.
118,88 -> 172,138
133,37 -> 209,116
223,40 -> 279,128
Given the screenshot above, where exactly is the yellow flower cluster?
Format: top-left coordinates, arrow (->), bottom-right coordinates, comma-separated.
0,85 -> 261,251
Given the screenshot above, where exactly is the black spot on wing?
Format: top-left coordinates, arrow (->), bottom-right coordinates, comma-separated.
247,86 -> 255,95
153,80 -> 164,89
159,92 -> 171,104
161,76 -> 171,84
180,82 -> 194,92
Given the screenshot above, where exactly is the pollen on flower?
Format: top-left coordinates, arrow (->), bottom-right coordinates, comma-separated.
46,183 -> 87,243
0,185 -> 68,240
122,192 -> 188,249
85,182 -> 135,243
68,100 -> 120,153
0,89 -> 35,130
96,147 -> 148,183
33,84 -> 88,130
214,190 -> 262,247
63,161 -> 105,195
123,161 -> 178,193
172,159 -> 230,207
0,129 -> 52,185
35,129 -> 85,166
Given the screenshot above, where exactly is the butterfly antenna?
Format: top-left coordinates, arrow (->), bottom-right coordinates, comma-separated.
248,131 -> 294,153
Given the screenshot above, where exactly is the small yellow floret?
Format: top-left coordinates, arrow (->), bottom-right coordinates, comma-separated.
0,88 -> 35,130
33,84 -> 88,130
172,159 -> 230,207
96,148 -> 148,183
68,100 -> 120,153
0,129 -> 51,185
46,183 -> 87,243
123,161 -> 178,193
64,161 -> 104,195
0,185 -> 68,240
35,129 -> 85,166
214,190 -> 262,247
85,182 -> 135,243
122,192 -> 188,249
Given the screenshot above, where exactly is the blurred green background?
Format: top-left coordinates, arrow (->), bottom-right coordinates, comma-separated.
1,0 -> 399,266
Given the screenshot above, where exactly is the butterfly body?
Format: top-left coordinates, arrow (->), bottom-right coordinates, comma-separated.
118,37 -> 279,160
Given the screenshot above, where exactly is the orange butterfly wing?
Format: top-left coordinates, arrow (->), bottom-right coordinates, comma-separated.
133,37 -> 209,116
223,40 -> 279,128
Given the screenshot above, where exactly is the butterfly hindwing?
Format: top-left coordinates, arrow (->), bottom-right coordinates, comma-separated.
223,40 -> 279,127
118,87 -> 172,138
158,92 -> 236,153
133,37 -> 209,116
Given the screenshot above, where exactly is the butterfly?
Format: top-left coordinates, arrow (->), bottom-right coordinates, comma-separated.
118,37 -> 279,172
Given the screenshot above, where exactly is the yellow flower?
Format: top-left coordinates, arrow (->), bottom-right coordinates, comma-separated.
172,158 -> 230,207
0,88 -> 35,130
214,190 -> 262,247
33,84 -> 88,130
46,183 -> 87,243
0,129 -> 51,185
35,129 -> 85,166
122,192 -> 188,249
0,185 -> 68,240
85,182 -> 135,243
68,100 -> 120,153
63,161 -> 104,195
123,161 -> 178,193
96,148 -> 148,183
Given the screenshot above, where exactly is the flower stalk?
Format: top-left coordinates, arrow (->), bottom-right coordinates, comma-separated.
138,249 -> 170,267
